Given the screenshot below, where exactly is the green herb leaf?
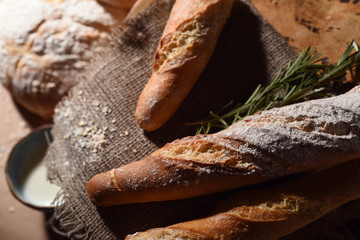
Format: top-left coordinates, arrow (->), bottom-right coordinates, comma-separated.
188,40 -> 360,134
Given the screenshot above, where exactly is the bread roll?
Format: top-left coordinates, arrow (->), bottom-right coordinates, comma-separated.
0,0 -> 127,118
126,158 -> 360,239
87,86 -> 360,206
135,0 -> 235,131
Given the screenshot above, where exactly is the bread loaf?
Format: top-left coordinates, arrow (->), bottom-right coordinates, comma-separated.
87,86 -> 360,206
135,0 -> 234,131
0,0 -> 127,118
125,158 -> 360,239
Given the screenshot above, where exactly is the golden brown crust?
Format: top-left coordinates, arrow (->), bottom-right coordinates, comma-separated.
87,87 -> 360,207
135,0 -> 234,131
126,228 -> 211,240
126,159 -> 360,240
87,155 -> 269,206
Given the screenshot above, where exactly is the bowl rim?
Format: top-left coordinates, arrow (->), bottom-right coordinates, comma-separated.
5,123 -> 57,210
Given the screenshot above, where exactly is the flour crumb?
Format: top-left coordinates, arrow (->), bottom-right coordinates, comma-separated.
64,133 -> 70,139
92,100 -> 100,107
78,120 -> 86,126
8,207 -> 15,213
102,107 -> 109,113
0,146 -> 5,152
19,121 -> 27,128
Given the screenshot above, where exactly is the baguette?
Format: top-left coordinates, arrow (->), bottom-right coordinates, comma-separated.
87,86 -> 360,206
125,158 -> 360,240
135,0 -> 234,131
125,0 -> 158,22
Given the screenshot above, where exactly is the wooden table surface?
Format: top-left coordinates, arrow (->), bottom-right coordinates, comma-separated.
0,83 -> 60,239
1,0 -> 359,239
250,0 -> 360,63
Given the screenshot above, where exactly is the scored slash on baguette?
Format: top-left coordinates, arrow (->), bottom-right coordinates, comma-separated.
87,86 -> 360,207
135,0 -> 235,131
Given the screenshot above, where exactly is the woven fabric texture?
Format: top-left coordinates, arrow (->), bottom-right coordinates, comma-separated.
41,0 -> 336,239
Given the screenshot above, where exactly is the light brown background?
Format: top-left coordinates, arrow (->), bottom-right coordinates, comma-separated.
0,83 -> 56,239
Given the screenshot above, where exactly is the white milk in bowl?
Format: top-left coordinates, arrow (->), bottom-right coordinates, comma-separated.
22,160 -> 60,207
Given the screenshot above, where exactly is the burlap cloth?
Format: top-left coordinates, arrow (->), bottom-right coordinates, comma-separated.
44,0 -> 360,239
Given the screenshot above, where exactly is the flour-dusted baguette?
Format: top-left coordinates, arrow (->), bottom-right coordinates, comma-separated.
126,158 -> 360,239
87,86 -> 360,206
135,0 -> 234,131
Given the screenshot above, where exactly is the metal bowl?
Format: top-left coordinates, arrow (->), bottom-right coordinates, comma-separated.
5,125 -> 60,209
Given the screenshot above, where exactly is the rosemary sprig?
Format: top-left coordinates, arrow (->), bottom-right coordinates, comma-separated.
189,40 -> 360,134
